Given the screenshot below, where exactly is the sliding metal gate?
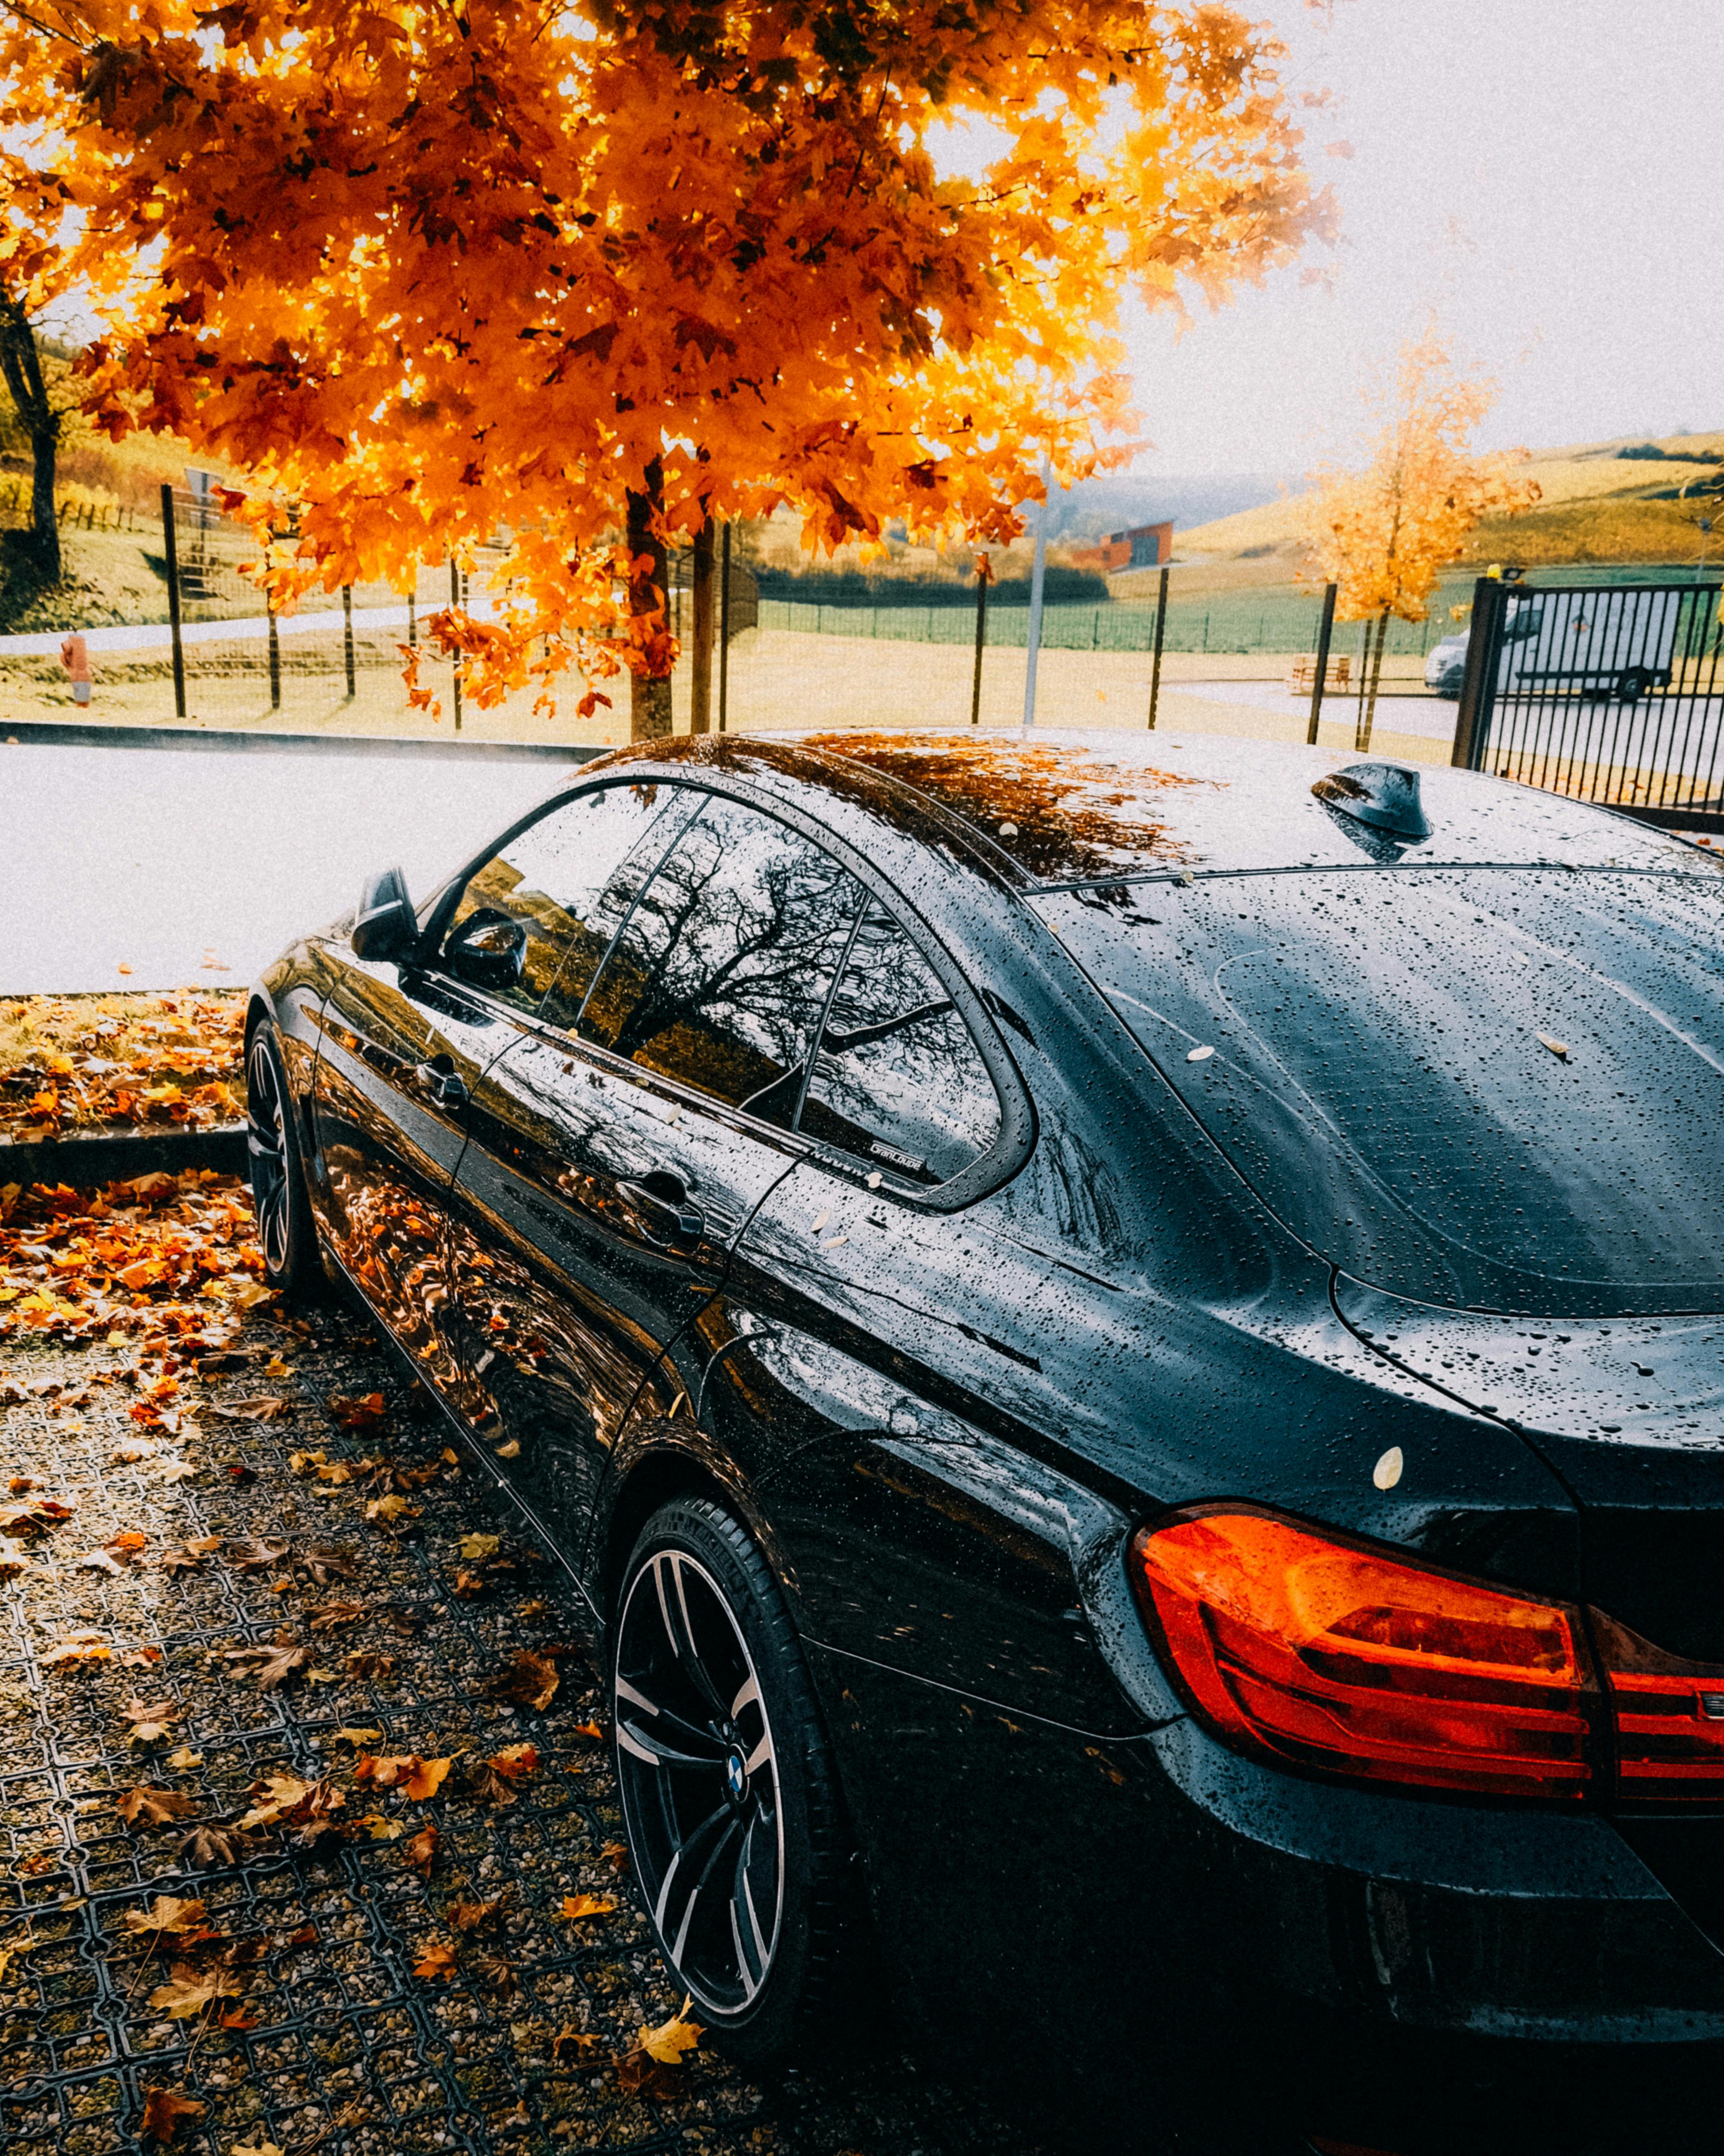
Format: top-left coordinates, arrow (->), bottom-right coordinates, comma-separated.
1451,575 -> 1724,828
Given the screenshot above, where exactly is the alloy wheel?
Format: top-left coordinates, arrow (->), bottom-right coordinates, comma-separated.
246,1031 -> 292,1276
613,1547 -> 785,2018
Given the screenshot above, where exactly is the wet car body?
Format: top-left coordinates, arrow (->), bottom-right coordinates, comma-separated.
253,731 -> 1724,2153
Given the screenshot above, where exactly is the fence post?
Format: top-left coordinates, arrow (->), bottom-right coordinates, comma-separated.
160,482 -> 186,721
718,522 -> 731,734
449,556 -> 462,731
1306,582 -> 1337,746
1021,451 -> 1051,733
342,584 -> 356,698
1147,564 -> 1169,729
970,560 -> 988,724
267,599 -> 280,712
1451,577 -> 1506,769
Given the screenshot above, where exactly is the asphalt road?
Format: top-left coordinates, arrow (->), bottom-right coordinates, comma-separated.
0,738 -> 573,994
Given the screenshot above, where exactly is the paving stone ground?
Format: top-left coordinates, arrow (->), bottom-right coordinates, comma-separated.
0,1289 -> 1034,2156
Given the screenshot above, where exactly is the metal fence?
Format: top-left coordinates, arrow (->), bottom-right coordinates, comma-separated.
1452,575 -> 1724,827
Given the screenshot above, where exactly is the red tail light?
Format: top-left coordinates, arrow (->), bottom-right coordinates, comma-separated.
1131,1509 -> 1597,1800
1595,1611 -> 1724,1801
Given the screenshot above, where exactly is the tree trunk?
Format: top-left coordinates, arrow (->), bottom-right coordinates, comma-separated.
0,299 -> 61,581
626,459 -> 673,742
1356,610 -> 1389,752
689,516 -> 715,734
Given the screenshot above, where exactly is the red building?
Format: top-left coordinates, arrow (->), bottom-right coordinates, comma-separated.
1068,520 -> 1174,573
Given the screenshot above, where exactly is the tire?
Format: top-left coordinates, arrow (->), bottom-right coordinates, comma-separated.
246,1018 -> 321,1296
612,1495 -> 862,2063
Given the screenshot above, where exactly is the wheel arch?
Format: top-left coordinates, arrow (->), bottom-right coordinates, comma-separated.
597,1436 -> 794,1636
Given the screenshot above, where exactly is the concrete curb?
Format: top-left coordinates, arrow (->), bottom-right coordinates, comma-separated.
0,1122 -> 249,1189
0,719 -> 608,764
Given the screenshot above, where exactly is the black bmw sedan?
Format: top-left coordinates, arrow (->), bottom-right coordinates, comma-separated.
248,729 -> 1724,2154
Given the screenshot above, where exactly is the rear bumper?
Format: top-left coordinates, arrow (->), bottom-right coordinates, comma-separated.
814,1646 -> 1724,2155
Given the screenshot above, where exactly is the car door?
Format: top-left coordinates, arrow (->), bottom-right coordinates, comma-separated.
446,787 -> 868,1563
308,779 -> 669,1394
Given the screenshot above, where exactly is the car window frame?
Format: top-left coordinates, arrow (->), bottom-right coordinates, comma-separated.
501,774 -> 1035,1212
411,777 -> 700,1010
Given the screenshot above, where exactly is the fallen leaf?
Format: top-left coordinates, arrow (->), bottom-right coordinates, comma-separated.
41,1629 -> 113,1670
405,1823 -> 439,1875
572,1718 -> 605,1741
167,1744 -> 204,1769
224,1635 -> 311,1692
300,1544 -> 356,1584
124,1697 -> 182,1744
122,1894 -> 210,1940
329,1391 -> 386,1429
308,1599 -> 364,1633
331,1725 -> 383,1746
490,1742 -> 539,1781
560,1894 -> 616,1920
353,1752 -> 450,1800
615,2049 -> 676,2097
1537,1031 -> 1570,1060
0,1535 -> 31,1578
637,1994 -> 704,2066
153,1459 -> 200,1485
230,2140 -> 286,2155
413,1936 -> 458,1981
553,2024 -> 599,2058
219,2005 -> 261,2031
354,1812 -> 406,1840
178,1821 -> 244,1869
364,1494 -> 419,1523
78,1547 -> 124,1576
0,1493 -> 75,1533
460,1532 -> 500,1562
495,1439 -> 521,1459
117,1786 -> 199,1826
344,1650 -> 396,1680
448,1896 -> 503,1933
228,1535 -> 289,1572
139,2086 -> 204,2144
468,1947 -> 518,1997
150,1961 -> 244,2019
210,1396 -> 287,1422
601,1839 -> 630,1872
488,1648 -> 558,1713
262,1354 -> 293,1377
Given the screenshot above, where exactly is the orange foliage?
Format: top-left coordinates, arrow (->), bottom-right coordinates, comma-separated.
1300,327 -> 1541,626
2,4 -> 1329,730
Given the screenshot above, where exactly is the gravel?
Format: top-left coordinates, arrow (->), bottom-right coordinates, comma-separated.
0,1297 -> 1032,2156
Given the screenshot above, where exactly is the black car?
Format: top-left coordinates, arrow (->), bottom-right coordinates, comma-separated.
248,729 -> 1724,2155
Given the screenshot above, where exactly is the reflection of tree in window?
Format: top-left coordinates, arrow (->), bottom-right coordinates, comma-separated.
801,905 -> 999,1184
442,784 -> 674,1019
581,798 -> 863,1126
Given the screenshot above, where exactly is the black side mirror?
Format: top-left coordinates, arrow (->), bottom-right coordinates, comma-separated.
443,906 -> 528,991
351,865 -> 419,962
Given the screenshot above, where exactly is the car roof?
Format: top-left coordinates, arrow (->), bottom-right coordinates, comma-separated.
581,729 -> 1720,887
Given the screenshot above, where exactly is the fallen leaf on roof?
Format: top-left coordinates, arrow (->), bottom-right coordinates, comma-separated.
139,2086 -> 205,2144
117,1786 -> 199,1827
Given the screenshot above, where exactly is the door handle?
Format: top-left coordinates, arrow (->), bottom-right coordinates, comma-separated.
415,1058 -> 468,1109
616,1175 -> 704,1249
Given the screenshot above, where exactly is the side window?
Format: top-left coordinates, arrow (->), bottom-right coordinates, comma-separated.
579,795 -> 863,1127
800,903 -> 1001,1186
438,783 -> 682,1020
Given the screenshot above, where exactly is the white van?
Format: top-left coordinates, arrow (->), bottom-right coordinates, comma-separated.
1426,587 -> 1682,703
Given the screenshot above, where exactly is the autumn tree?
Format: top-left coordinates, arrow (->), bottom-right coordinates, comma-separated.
0,109 -> 77,582
3,2 -> 1332,738
1301,326 -> 1539,749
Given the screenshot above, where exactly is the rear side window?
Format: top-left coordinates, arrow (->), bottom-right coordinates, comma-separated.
579,794 -> 863,1127
440,783 -> 682,1020
800,903 -> 1001,1186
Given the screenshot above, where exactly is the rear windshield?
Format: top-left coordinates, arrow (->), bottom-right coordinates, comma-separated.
1038,868 -> 1724,1316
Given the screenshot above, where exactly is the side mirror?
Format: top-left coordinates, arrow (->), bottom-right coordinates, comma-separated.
351,866 -> 419,962
443,906 -> 528,991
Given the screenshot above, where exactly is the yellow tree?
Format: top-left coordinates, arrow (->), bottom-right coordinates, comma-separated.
2,2 -> 1332,737
1301,326 -> 1539,750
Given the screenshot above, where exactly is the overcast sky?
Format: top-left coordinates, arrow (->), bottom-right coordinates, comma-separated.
1119,0 -> 1724,476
